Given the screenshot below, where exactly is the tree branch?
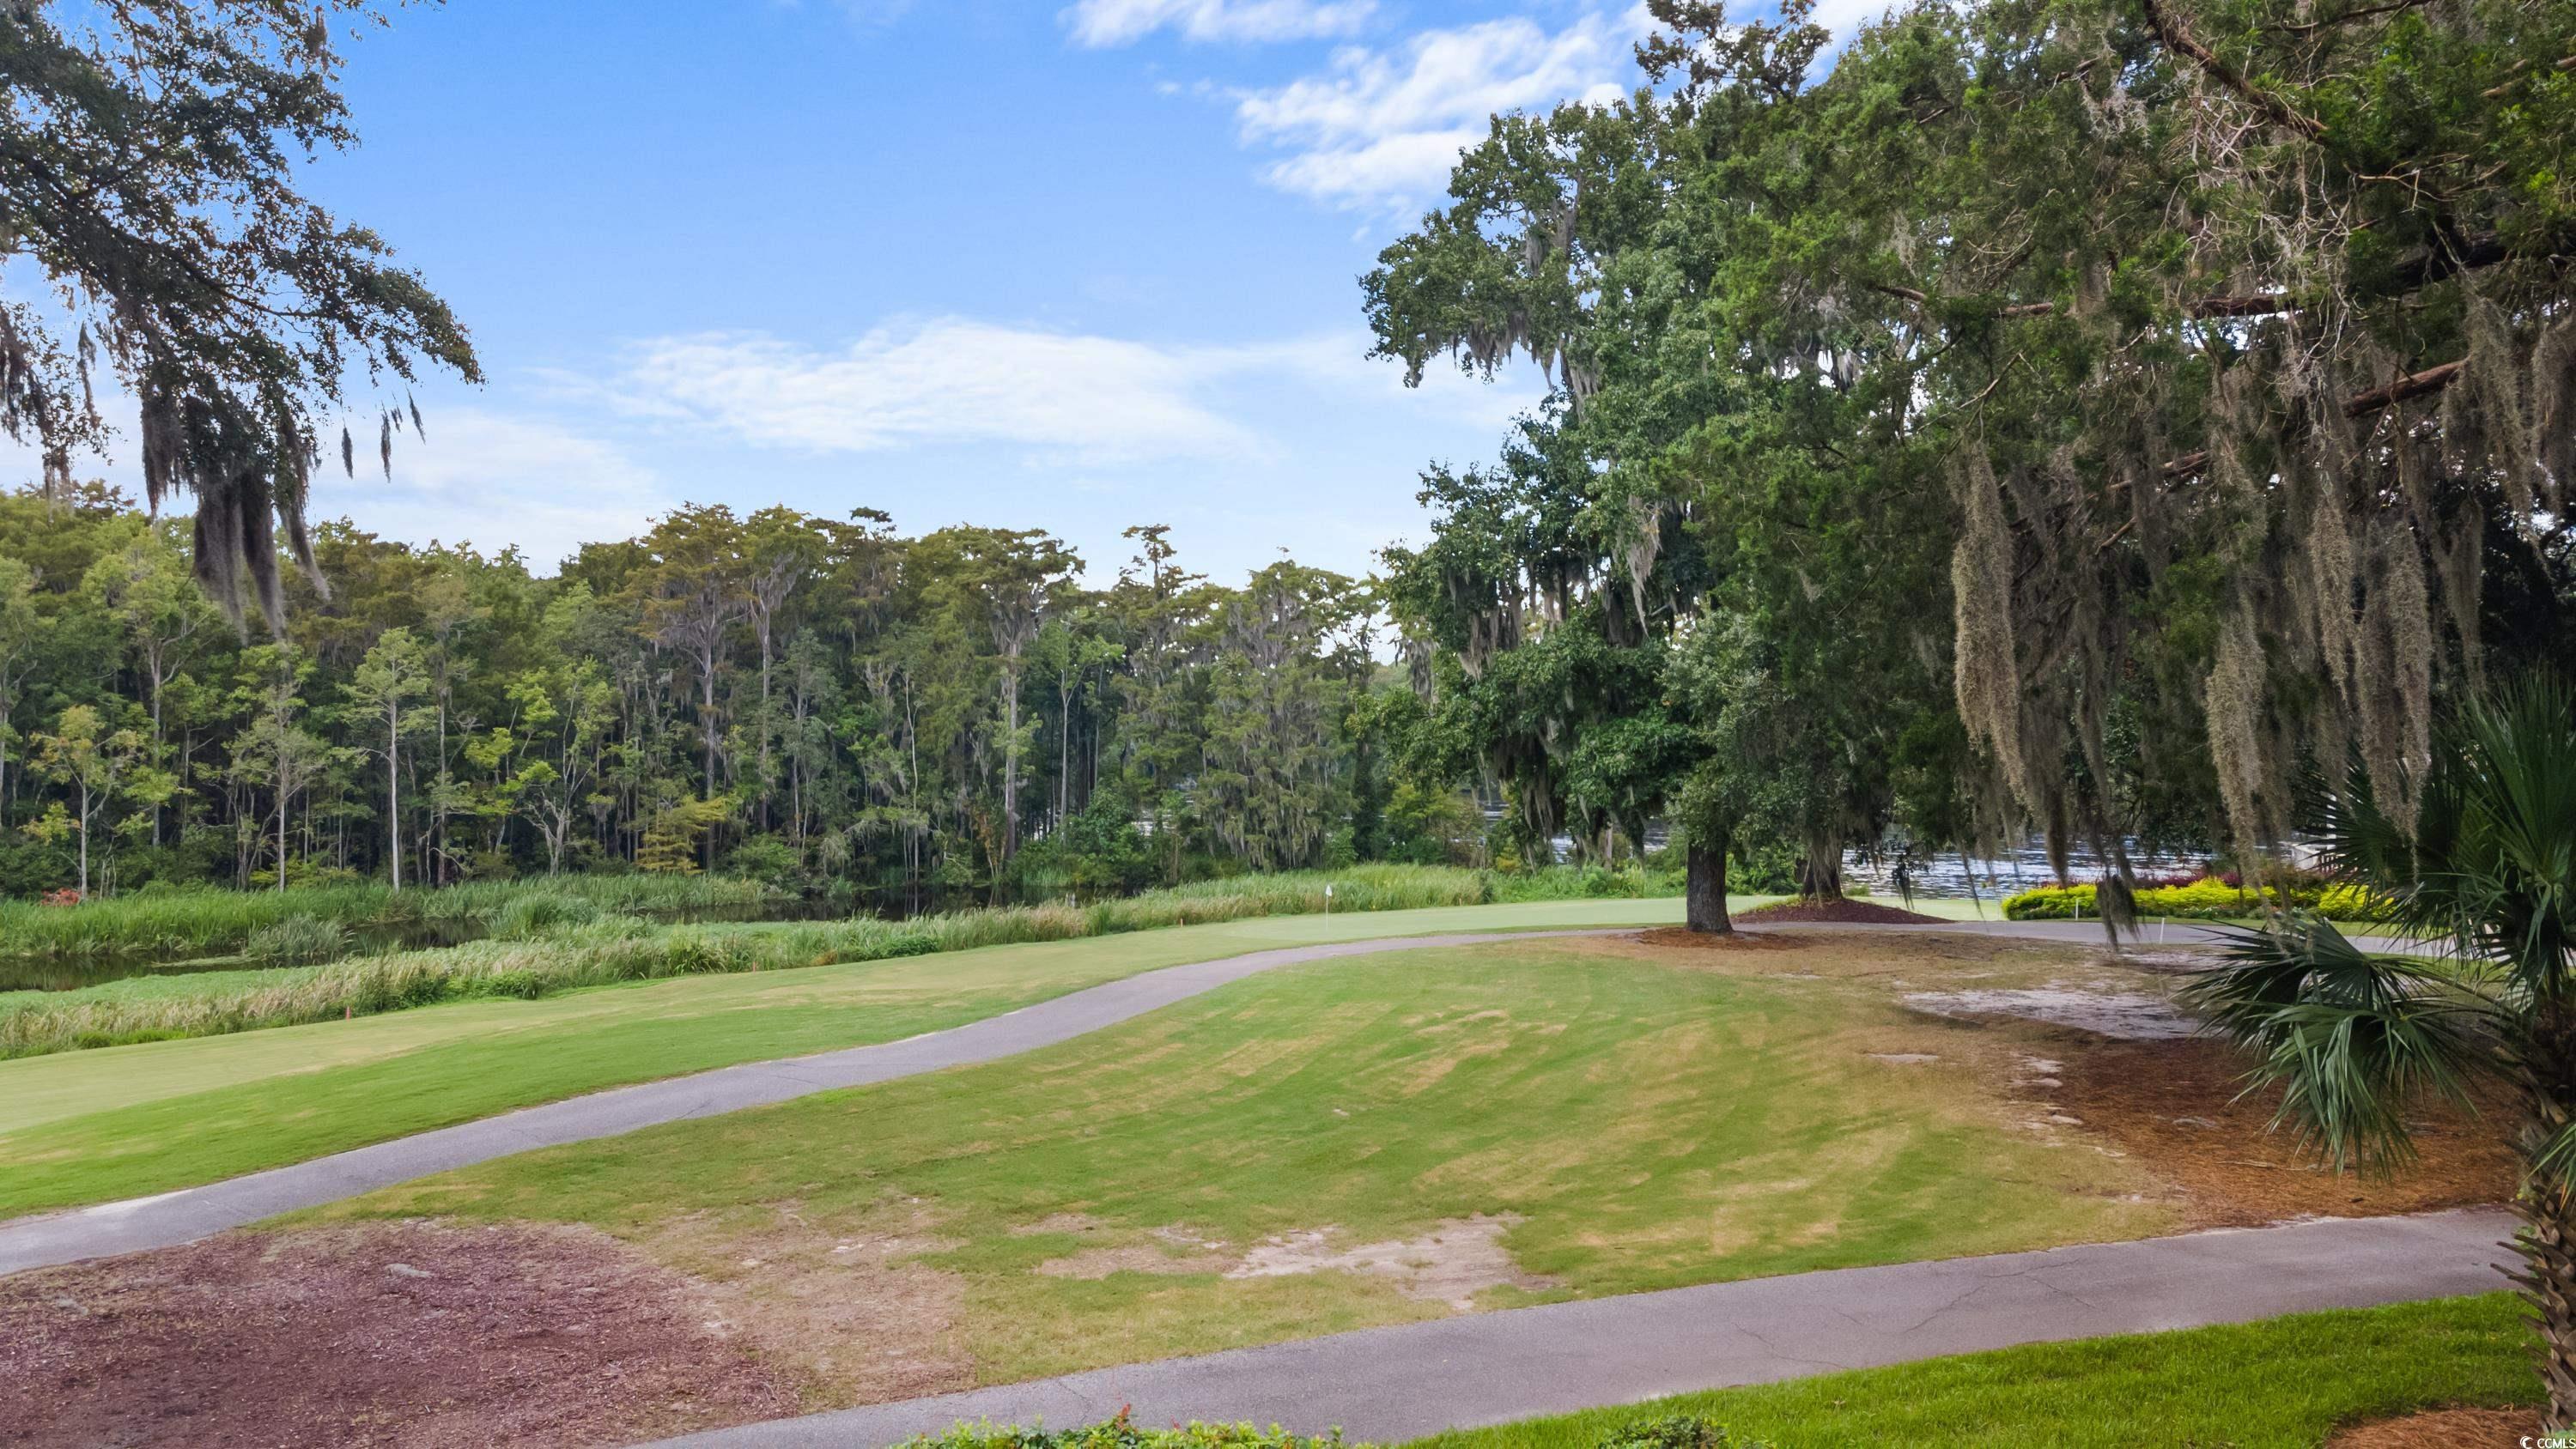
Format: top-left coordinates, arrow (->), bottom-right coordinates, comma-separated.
2158,358 -> 2464,477
2137,0 -> 2330,141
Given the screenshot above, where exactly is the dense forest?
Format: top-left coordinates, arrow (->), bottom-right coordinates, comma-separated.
0,486 -> 1489,905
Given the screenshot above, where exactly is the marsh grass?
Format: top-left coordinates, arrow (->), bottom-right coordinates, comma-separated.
0,864 -> 1658,1058
0,875 -> 782,966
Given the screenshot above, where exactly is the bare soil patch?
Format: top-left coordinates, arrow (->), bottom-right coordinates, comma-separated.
1224,1214 -> 1558,1309
1733,898 -> 1947,925
0,1219 -> 796,1449
1634,926 -> 1807,951
1905,985 -> 2201,1040
2050,1037 -> 2516,1227
642,1198 -> 970,1408
2327,1406 -> 2539,1446
1035,1222 -> 1235,1281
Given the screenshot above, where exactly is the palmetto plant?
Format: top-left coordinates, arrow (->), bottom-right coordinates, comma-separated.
2184,679 -> 2576,1423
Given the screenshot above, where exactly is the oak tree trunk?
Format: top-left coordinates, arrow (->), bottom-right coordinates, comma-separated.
1686,840 -> 1733,934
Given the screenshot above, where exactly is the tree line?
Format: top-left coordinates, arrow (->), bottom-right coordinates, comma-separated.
0,488 -> 1499,905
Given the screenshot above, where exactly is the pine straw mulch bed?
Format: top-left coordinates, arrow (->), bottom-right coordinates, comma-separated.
0,1219 -> 799,1448
2045,1034 -> 2518,1228
1632,926 -> 1809,951
1731,897 -> 1950,925
2325,1406 -> 2541,1446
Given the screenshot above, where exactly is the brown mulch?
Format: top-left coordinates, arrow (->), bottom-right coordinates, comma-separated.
1732,897 -> 1947,925
0,1220 -> 799,1449
2049,1036 -> 2518,1228
1633,926 -> 1808,951
2326,1407 -> 2542,1446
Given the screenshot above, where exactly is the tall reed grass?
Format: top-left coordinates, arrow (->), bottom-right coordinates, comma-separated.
0,864 -> 1664,1058
0,876 -> 783,965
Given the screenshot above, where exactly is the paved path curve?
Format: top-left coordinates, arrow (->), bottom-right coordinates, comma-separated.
0,930 -> 1632,1277
647,1208 -> 2516,1448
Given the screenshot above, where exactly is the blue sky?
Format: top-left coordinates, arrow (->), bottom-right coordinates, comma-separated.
30,2 -> 1871,584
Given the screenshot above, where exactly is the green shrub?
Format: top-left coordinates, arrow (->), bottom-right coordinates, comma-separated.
1594,1416 -> 1769,1449
1485,864 -> 1680,903
2002,876 -> 2396,923
902,1415 -> 1343,1449
242,915 -> 349,967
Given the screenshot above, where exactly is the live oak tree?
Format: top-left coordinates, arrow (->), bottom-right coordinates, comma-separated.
1369,14 -> 1971,926
0,1 -> 478,628
1371,0 -> 2575,928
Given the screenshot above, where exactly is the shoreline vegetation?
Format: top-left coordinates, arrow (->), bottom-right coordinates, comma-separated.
0,864 -> 1680,1059
0,875 -> 785,969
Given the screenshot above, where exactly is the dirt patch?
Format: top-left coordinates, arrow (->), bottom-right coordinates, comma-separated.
1037,1243 -> 1235,1279
1633,927 -> 1807,951
0,1220 -> 796,1449
643,1199 -> 969,1408
1734,898 -> 1947,925
1225,1215 -> 1557,1309
1012,1211 -> 1103,1236
2327,1406 -> 2539,1446
1036,1225 -> 1234,1280
2049,1037 -> 2517,1227
1905,985 -> 2201,1040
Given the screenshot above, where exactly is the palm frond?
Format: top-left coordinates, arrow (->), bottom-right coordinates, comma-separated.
2184,913 -> 2500,1179
2243,995 -> 2491,1178
2525,1113 -> 2576,1192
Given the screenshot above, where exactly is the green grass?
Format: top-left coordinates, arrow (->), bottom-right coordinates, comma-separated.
1407,1294 -> 2540,1449
0,864 -> 1665,1057
0,897 -> 1697,1217
312,932 -> 2172,1393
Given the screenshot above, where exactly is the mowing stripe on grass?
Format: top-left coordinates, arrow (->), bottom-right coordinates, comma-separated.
639,1209 -> 2518,1449
0,930 -> 1626,1276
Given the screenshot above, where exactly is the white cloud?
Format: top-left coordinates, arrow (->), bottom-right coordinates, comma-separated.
0,401 -> 668,577
577,318 -> 1540,474
1066,0 -> 1376,47
1807,0 -> 1900,40
608,319 -> 1278,465
308,408 -> 671,573
1233,9 -> 1646,209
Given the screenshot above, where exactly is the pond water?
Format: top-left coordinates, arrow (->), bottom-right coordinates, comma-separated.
1838,839 -> 2215,901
